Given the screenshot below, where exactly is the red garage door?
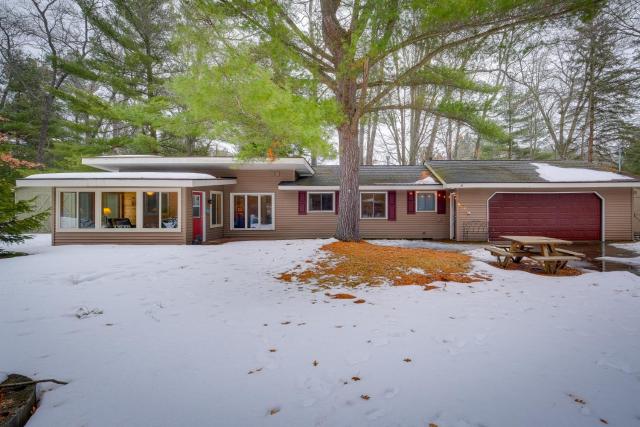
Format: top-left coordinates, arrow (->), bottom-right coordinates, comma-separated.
488,193 -> 601,241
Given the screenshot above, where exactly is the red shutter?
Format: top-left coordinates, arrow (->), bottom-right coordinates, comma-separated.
437,190 -> 447,214
407,191 -> 415,214
388,191 -> 396,221
334,191 -> 339,215
298,191 -> 307,215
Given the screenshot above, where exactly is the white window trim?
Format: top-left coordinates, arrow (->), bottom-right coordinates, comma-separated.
229,192 -> 276,231
360,191 -> 387,220
416,191 -> 437,212
307,191 -> 334,213
55,188 -> 182,233
209,191 -> 223,228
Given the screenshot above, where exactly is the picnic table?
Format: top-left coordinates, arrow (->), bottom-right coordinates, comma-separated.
485,235 -> 585,274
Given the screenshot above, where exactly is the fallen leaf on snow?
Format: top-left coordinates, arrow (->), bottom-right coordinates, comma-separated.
351,376 -> 360,381
269,349 -> 277,353
360,394 -> 370,400
353,299 -> 366,304
568,394 -> 586,405
331,293 -> 357,299
269,408 -> 280,415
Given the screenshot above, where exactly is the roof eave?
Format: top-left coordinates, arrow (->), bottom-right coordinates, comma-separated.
16,178 -> 238,188
82,156 -> 316,176
278,184 -> 444,191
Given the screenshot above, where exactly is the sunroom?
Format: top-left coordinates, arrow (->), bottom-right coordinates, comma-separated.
16,172 -> 236,244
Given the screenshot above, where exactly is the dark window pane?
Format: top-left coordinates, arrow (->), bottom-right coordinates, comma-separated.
417,192 -> 435,211
60,192 -> 77,228
310,193 -> 322,211
321,193 -> 333,210
210,193 -> 221,226
144,192 -> 160,228
233,195 -> 245,228
192,194 -> 202,218
161,192 -> 178,228
260,195 -> 272,226
247,195 -> 259,228
78,192 -> 95,229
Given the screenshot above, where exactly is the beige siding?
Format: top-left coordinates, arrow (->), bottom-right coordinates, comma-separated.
190,169 -> 450,240
455,187 -> 633,242
53,188 -> 191,245
16,187 -> 52,232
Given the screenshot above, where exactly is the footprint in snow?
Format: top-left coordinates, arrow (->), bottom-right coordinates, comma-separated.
383,388 -> 398,399
365,408 -> 385,420
345,351 -> 370,366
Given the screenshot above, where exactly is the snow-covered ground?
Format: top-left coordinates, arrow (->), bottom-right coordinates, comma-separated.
1,235 -> 640,427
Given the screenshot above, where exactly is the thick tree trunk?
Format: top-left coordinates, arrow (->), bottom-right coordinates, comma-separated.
36,94 -> 54,163
365,112 -> 377,165
587,97 -> 595,162
426,115 -> 440,160
335,122 -> 360,241
358,119 -> 365,165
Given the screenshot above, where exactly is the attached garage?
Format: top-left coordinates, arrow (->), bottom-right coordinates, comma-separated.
488,192 -> 602,241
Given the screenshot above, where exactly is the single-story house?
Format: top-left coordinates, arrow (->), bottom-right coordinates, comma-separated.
16,156 -> 640,245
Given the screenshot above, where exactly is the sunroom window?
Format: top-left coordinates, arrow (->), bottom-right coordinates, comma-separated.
143,191 -> 179,229
416,192 -> 436,212
102,192 -> 137,228
60,192 -> 95,229
360,192 -> 386,219
232,193 -> 274,230
308,192 -> 334,212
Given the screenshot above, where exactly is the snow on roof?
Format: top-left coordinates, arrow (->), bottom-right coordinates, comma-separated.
531,163 -> 634,182
24,172 -> 218,180
414,176 -> 437,184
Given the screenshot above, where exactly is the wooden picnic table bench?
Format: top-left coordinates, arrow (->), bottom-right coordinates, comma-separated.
484,235 -> 586,274
529,255 -> 581,274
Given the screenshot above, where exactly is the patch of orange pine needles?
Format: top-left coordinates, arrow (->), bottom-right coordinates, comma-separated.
278,241 -> 488,287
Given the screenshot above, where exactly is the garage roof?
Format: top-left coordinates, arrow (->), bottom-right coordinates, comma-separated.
426,161 -> 639,185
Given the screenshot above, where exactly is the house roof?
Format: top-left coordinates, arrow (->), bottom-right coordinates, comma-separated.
278,165 -> 441,190
426,160 -> 640,187
82,156 -> 315,176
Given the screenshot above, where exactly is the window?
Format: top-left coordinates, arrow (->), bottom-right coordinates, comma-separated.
308,192 -> 334,212
161,192 -> 179,228
60,192 -> 95,229
57,189 -> 180,232
360,192 -> 387,219
143,191 -> 179,228
102,192 -> 137,228
210,191 -> 222,227
231,193 -> 274,230
192,193 -> 202,218
416,191 -> 436,212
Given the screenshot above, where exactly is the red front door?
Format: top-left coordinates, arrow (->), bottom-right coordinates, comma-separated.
192,191 -> 204,242
488,193 -> 601,241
